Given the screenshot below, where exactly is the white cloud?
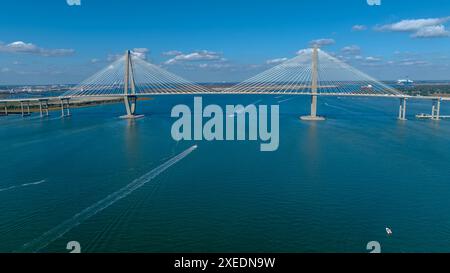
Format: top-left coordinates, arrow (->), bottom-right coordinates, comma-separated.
107,53 -> 122,62
105,48 -> 150,62
398,59 -> 429,66
376,17 -> 450,38
376,17 -> 450,32
365,56 -> 382,62
90,58 -> 100,64
309,38 -> 335,47
341,45 -> 361,55
1,67 -> 10,73
352,25 -> 367,31
162,50 -> 182,56
0,41 -> 74,56
412,25 -> 450,38
164,50 -> 223,65
131,48 -> 149,60
66,0 -> 81,6
266,57 -> 288,65
197,63 -> 232,70
296,49 -> 308,55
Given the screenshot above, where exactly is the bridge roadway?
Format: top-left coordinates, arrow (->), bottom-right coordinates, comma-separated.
0,92 -> 448,119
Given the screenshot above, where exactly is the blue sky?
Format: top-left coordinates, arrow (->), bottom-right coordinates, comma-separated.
1,0 -> 450,84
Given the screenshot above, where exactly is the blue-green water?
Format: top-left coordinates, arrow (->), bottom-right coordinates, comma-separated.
0,95 -> 449,253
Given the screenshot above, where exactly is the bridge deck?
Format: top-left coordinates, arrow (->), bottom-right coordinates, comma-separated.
0,92 -> 447,103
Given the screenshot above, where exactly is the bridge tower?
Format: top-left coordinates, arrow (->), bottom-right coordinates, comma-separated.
301,46 -> 325,121
121,50 -> 144,119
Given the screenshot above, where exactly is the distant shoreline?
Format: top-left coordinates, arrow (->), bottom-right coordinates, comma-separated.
1,97 -> 153,114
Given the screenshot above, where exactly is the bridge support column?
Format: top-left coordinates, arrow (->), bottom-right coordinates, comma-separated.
398,97 -> 407,120
39,99 -> 49,117
431,98 -> 441,120
1,102 -> 7,116
60,98 -> 71,117
121,95 -> 143,119
301,46 -> 325,121
20,101 -> 31,117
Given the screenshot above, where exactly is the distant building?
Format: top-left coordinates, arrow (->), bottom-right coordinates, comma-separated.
397,78 -> 414,87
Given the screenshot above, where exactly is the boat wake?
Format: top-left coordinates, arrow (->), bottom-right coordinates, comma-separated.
0,179 -> 46,193
278,98 -> 294,103
18,145 -> 198,253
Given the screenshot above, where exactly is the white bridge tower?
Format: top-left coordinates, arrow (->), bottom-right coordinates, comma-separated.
301,46 -> 325,121
121,50 -> 144,119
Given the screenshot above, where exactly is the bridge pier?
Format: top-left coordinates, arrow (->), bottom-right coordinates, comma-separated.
398,97 -> 407,120
121,95 -> 143,119
20,100 -> 31,117
1,102 -> 7,116
300,47 -> 325,121
39,99 -> 49,117
60,98 -> 71,117
431,98 -> 441,120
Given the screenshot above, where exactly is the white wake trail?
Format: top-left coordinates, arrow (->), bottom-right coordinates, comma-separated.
277,98 -> 294,103
18,145 -> 197,253
0,180 -> 46,193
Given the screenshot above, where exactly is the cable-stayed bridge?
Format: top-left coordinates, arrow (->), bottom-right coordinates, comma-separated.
1,48 -> 448,120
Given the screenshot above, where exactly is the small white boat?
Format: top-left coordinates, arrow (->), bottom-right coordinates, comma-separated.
361,84 -> 373,90
386,227 -> 393,235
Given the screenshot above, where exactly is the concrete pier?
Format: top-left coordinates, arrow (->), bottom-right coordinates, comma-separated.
398,97 -> 407,120
1,102 -> 7,116
20,100 -> 31,117
39,99 -> 49,117
431,98 -> 441,120
60,98 -> 71,117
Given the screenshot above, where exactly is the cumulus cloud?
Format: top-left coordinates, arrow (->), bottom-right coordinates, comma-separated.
352,25 -> 367,31
375,17 -> 450,38
341,45 -> 361,55
412,25 -> 450,38
0,41 -> 75,56
296,49 -> 310,55
164,50 -> 223,65
105,48 -> 149,62
266,57 -> 288,65
131,48 -> 149,60
309,38 -> 335,47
